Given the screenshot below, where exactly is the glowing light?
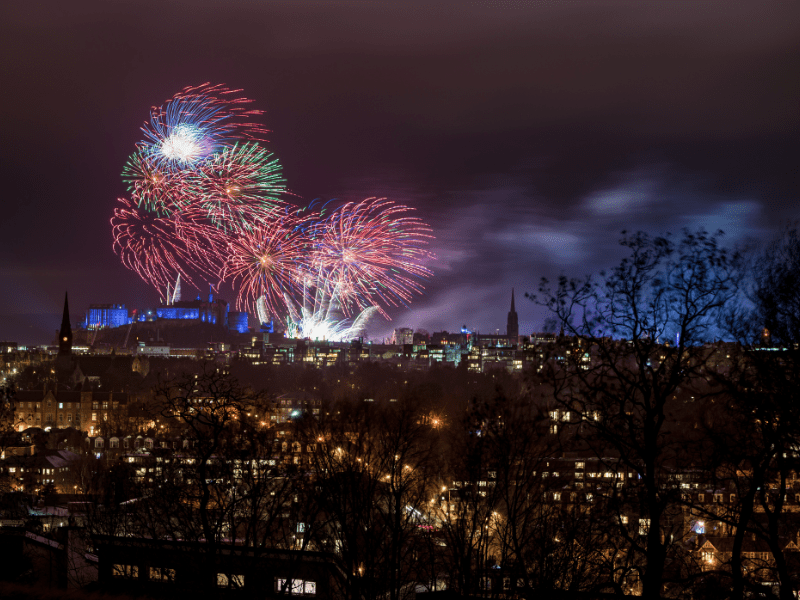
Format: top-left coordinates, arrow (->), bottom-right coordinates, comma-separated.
160,123 -> 203,164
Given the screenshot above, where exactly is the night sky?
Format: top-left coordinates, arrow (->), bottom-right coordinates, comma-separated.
2,1 -> 799,344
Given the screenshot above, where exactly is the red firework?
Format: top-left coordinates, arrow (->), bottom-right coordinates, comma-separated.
224,215 -> 310,317
310,198 -> 434,315
112,197 -> 213,299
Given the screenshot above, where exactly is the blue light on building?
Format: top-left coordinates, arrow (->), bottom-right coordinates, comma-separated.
86,304 -> 131,329
228,311 -> 249,334
156,307 -> 201,320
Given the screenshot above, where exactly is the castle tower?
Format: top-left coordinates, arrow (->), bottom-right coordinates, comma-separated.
58,292 -> 72,356
506,288 -> 519,344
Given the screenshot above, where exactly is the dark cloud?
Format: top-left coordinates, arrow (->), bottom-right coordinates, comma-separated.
1,0 -> 798,343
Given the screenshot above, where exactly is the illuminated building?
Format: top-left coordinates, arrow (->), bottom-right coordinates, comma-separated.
86,304 -> 131,329
155,293 -> 229,325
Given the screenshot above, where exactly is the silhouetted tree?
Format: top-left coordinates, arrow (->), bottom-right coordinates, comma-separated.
533,229 -> 741,597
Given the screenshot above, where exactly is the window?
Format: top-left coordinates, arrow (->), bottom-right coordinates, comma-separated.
95,438 -> 104,449
58,402 -> 63,409
46,413 -> 53,422
639,518 -> 650,536
113,564 -> 138,578
217,573 -> 244,588
110,438 -> 119,449
102,401 -> 109,410
91,413 -> 97,422
149,567 -> 175,581
92,402 -> 99,410
67,414 -> 72,422
553,492 -> 561,501
277,578 -> 316,595
698,493 -> 704,502
297,522 -> 306,533
713,494 -> 723,503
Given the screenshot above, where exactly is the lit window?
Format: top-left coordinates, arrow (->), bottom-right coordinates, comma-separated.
217,573 -> 244,588
149,567 -> 175,582
113,564 -> 138,578
276,578 -> 317,595
639,518 -> 650,536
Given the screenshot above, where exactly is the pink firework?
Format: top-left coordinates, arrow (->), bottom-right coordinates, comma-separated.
111,198 -> 206,298
224,216 -> 310,317
310,198 -> 434,315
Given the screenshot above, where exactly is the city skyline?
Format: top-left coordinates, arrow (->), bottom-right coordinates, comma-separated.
3,1 -> 799,344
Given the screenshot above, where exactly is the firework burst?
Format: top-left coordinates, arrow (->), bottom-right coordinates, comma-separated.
111,197 -> 205,299
114,85 -> 435,336
139,83 -> 269,172
122,149 -> 194,215
195,143 -> 287,231
309,198 -> 434,315
224,215 -> 309,317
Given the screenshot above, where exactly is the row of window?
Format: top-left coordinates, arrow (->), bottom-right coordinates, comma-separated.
112,565 -> 316,594
19,401 -> 119,410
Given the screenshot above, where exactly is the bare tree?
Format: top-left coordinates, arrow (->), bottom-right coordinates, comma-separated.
533,229 -> 741,598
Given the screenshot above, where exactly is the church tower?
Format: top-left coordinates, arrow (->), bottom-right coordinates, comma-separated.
506,288 -> 519,344
58,292 -> 72,356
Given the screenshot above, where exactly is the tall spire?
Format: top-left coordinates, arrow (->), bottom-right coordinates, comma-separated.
58,292 -> 73,356
506,287 -> 519,344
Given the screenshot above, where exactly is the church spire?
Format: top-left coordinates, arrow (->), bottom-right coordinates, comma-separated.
506,287 -> 519,344
58,292 -> 72,356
